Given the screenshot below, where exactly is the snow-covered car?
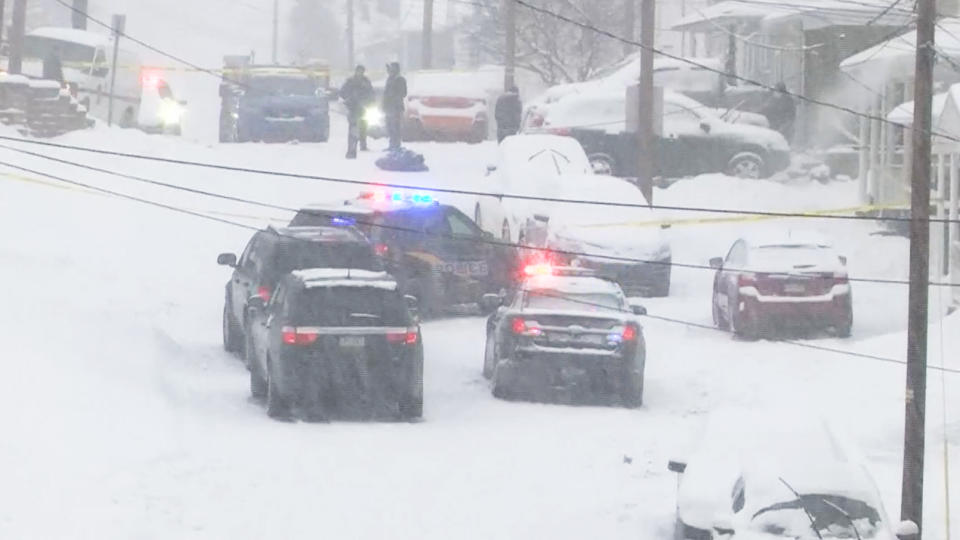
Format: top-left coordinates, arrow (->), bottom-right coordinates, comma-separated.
482,266 -> 646,406
546,174 -> 672,297
709,231 -> 853,339
244,268 -> 423,421
534,88 -> 791,179
668,411 -> 918,540
404,70 -> 489,143
471,134 -> 593,244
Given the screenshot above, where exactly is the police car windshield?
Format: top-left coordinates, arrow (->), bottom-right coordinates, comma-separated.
524,291 -> 623,312
294,287 -> 410,327
272,242 -> 380,280
247,76 -> 317,97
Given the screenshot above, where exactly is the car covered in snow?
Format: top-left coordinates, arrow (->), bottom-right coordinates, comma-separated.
402,70 -> 491,143
668,411 -> 918,540
533,88 -> 791,179
709,231 -> 853,338
244,268 -> 423,421
217,225 -> 381,358
482,266 -> 646,406
289,191 -> 518,317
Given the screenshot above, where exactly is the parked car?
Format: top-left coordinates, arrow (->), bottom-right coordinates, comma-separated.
403,70 -> 490,143
668,410 -> 918,540
482,265 -> 646,406
709,231 -> 853,339
534,88 -> 790,179
245,268 -> 423,421
217,225 -> 381,358
289,191 -> 518,317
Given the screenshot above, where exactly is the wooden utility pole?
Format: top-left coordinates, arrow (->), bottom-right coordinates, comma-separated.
504,0 -> 516,90
107,14 -> 125,127
623,0 -> 635,56
8,0 -> 27,75
71,0 -> 87,30
0,1 -> 6,46
346,0 -> 355,69
271,0 -> 279,64
901,0 -> 935,535
636,0 -> 656,204
422,0 -> 434,69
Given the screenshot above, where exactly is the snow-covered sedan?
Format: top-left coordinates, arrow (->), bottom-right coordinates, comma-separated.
668,411 -> 918,540
710,232 -> 853,338
482,265 -> 646,406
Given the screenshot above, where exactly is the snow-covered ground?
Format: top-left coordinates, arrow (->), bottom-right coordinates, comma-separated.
0,120 -> 957,539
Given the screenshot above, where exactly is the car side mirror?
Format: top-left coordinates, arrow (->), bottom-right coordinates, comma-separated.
709,257 -> 723,269
631,304 -> 647,316
667,460 -> 686,474
481,293 -> 502,311
713,515 -> 735,538
217,253 -> 238,267
486,164 -> 497,175
700,121 -> 712,134
895,520 -> 919,539
404,294 -> 419,309
839,255 -> 848,265
247,296 -> 265,311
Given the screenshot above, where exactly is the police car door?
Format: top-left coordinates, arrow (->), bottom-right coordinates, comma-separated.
437,207 -> 490,279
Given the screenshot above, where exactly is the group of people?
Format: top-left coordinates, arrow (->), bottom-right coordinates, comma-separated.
338,62 -> 524,158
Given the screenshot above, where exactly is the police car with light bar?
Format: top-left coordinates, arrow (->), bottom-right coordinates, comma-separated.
289,189 -> 519,317
481,264 -> 647,407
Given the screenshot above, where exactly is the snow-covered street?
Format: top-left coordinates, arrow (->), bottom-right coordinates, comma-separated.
1,120 -> 957,539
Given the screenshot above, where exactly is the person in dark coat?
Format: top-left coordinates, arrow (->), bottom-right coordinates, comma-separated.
495,85 -> 522,142
340,65 -> 374,159
43,45 -> 64,84
761,82 -> 796,142
382,62 -> 407,151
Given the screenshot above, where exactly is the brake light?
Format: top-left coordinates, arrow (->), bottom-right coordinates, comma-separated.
257,286 -> 271,302
387,330 -> 419,345
550,127 -> 571,136
511,317 -> 543,336
737,273 -> 757,287
281,326 -> 319,346
832,273 -> 849,285
374,243 -> 390,256
621,324 -> 638,342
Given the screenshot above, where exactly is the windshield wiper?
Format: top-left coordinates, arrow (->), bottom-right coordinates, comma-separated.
778,477 -> 824,540
821,498 -> 862,540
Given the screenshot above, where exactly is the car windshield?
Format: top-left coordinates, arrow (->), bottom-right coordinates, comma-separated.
271,242 -> 379,281
524,290 -> 623,312
293,287 -> 410,327
247,75 -> 317,96
23,36 -> 96,63
751,495 -> 882,538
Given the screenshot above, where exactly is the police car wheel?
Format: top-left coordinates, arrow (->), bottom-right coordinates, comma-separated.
482,332 -> 497,379
249,338 -> 267,399
265,359 -> 293,420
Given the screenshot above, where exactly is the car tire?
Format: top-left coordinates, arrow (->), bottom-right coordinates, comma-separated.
732,299 -> 759,340
835,306 -> 853,338
248,335 -> 266,399
620,370 -> 643,408
222,302 -> 243,354
726,152 -> 765,179
265,358 -> 292,420
589,153 -> 616,176
712,294 -> 730,330
482,332 -> 497,379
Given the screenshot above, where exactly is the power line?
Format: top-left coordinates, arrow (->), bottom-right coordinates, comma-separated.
2,144 -> 958,289
2,133 -> 959,225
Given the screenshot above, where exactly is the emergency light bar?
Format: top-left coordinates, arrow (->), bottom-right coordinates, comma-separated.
358,189 -> 437,206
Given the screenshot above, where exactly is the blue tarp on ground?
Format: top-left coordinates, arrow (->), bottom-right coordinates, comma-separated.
375,148 -> 429,172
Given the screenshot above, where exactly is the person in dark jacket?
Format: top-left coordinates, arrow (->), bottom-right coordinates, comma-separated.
761,82 -> 796,142
382,62 -> 407,151
43,45 -> 64,84
495,85 -> 522,142
341,64 -> 374,158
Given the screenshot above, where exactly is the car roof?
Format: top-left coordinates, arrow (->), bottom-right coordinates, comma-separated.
739,229 -> 834,249
290,268 -> 398,290
523,274 -> 623,295
267,225 -> 367,243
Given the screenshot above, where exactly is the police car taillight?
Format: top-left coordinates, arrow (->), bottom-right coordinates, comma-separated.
511,317 -> 543,337
374,243 -> 390,256
386,329 -> 418,345
281,327 -> 319,346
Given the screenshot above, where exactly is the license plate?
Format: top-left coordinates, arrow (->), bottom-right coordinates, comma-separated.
339,336 -> 365,348
434,261 -> 489,277
784,283 -> 806,294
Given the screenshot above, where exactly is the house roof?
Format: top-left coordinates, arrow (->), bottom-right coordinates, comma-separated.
672,0 -> 914,32
840,17 -> 960,80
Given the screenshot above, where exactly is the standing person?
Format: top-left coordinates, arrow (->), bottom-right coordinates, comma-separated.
382,62 -> 407,151
43,45 -> 64,85
495,85 -> 522,142
761,82 -> 796,142
340,64 -> 374,159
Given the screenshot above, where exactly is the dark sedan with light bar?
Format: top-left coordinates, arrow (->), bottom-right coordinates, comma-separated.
482,265 -> 647,407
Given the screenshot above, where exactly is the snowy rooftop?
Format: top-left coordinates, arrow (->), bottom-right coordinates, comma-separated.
841,17 -> 960,79
27,26 -> 112,48
673,0 -> 914,32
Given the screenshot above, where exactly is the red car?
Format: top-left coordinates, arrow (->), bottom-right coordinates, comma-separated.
710,232 -> 853,338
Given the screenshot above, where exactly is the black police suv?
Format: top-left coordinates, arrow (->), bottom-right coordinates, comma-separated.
289,192 -> 518,317
244,268 -> 423,421
482,266 -> 647,407
217,225 -> 381,357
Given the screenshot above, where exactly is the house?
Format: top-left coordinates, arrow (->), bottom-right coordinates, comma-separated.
671,0 -> 916,147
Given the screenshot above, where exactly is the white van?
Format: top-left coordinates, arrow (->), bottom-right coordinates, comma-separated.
20,27 -> 144,127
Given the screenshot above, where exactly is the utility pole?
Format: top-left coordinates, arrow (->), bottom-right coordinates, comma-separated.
422,0 -> 434,69
0,1 -> 6,46
623,0 -> 635,56
107,14 -> 125,127
504,0 -> 516,90
346,0 -> 355,69
271,0 -> 279,64
636,0 -> 656,204
901,0 -> 935,535
9,0 -> 27,75
71,0 -> 87,30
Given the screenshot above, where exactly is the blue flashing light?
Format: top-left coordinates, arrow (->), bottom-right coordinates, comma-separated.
331,216 -> 356,226
391,192 -> 404,202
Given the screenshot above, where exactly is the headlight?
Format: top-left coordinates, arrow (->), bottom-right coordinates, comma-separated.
158,100 -> 184,125
364,106 -> 384,127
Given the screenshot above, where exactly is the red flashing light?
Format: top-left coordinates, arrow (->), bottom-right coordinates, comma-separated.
281,327 -> 319,346
371,190 -> 387,203
510,317 -> 542,337
374,243 -> 390,257
387,330 -> 418,345
622,325 -> 638,342
257,286 -> 271,302
141,70 -> 161,89
523,264 -> 553,277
